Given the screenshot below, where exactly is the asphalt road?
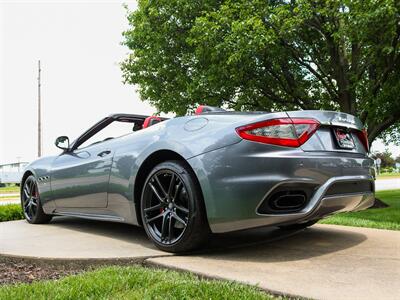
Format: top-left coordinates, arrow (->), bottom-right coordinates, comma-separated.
375,177 -> 400,191
1,218 -> 399,300
0,193 -> 19,197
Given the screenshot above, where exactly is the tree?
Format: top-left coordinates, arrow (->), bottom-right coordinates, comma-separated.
122,0 -> 400,145
372,150 -> 395,168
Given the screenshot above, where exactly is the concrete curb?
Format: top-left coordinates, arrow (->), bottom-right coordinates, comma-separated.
0,253 -> 167,268
142,258 -> 305,300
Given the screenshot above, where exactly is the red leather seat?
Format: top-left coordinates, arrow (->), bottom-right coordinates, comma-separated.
195,105 -> 225,115
142,116 -> 161,128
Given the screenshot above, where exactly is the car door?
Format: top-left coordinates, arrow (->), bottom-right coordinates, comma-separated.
51,142 -> 114,208
50,115 -> 148,209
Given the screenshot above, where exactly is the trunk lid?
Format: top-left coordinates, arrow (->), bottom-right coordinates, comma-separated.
285,110 -> 368,154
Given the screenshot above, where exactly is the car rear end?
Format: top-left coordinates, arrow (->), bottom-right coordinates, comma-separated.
189,110 -> 375,233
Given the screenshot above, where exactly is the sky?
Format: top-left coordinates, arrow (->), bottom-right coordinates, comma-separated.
0,0 -> 157,164
0,0 -> 399,164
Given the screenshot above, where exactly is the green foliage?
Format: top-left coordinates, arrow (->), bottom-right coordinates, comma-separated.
0,266 -> 282,300
321,189 -> 400,230
381,167 -> 395,173
0,204 -> 23,222
122,0 -> 400,143
377,173 -> 400,178
371,149 -> 396,168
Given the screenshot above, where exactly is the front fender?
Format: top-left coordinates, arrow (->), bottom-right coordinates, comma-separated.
21,156 -> 57,213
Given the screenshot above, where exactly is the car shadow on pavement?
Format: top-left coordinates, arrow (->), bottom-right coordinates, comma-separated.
199,225 -> 367,263
48,217 -> 156,248
47,217 -> 366,263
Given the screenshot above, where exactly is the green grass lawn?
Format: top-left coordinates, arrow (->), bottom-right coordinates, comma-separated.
320,189 -> 400,230
0,266 -> 282,300
0,184 -> 19,194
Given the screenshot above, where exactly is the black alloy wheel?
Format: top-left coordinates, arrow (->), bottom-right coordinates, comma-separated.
21,175 -> 52,224
141,161 -> 208,252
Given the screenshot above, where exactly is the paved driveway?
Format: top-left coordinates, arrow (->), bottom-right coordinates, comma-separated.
149,225 -> 400,300
0,193 -> 19,206
1,218 -> 399,300
0,217 -> 167,260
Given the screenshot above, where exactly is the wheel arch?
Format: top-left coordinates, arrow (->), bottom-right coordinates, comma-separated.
133,149 -> 207,226
20,170 -> 34,195
19,170 -> 35,197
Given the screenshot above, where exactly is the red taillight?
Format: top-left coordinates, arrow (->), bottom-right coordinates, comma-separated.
236,118 -> 320,147
356,129 -> 369,152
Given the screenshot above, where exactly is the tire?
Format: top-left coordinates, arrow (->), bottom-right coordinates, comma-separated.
279,219 -> 319,230
141,160 -> 209,253
21,175 -> 52,224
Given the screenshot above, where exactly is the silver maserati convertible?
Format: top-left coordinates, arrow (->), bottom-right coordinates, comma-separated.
21,106 -> 375,252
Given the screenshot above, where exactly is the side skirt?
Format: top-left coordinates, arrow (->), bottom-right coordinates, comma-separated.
53,211 -> 125,223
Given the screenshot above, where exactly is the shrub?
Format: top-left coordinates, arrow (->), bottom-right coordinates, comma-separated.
0,204 -> 24,222
380,167 -> 395,174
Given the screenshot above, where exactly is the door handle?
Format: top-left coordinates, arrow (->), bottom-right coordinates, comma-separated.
97,150 -> 111,157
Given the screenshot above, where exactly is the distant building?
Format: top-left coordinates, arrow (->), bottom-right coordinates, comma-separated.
0,162 -> 29,185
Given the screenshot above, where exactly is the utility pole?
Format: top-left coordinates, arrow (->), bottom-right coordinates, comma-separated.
37,60 -> 42,157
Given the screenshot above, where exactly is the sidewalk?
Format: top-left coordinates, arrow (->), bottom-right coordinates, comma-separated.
0,198 -> 19,206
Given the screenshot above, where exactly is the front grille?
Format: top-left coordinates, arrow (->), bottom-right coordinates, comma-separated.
325,180 -> 373,196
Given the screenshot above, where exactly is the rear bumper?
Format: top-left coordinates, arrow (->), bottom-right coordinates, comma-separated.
209,177 -> 374,233
255,175 -> 375,227
188,140 -> 375,233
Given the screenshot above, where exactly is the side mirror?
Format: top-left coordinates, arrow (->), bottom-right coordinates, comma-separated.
55,136 -> 70,151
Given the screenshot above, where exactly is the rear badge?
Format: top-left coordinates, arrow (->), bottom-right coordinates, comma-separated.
333,128 -> 355,149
